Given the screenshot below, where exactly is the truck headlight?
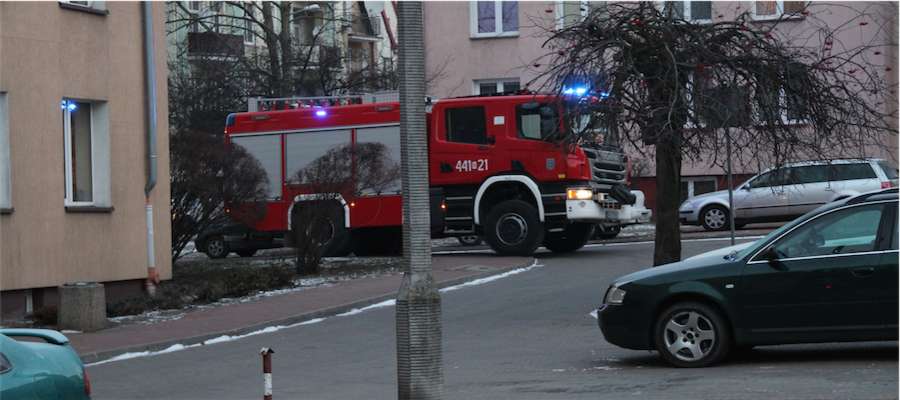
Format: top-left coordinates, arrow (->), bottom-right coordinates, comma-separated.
567,188 -> 593,201
604,285 -> 627,305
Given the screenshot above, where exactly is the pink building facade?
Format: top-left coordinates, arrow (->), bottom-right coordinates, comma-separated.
423,1 -> 898,212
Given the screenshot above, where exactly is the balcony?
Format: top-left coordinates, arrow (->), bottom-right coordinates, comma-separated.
187,32 -> 244,58
348,16 -> 381,41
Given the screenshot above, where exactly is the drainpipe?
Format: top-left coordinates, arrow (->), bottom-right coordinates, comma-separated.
142,1 -> 159,295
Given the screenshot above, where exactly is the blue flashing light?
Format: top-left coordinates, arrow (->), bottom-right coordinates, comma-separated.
562,88 -> 575,95
60,100 -> 77,111
314,109 -> 327,118
574,87 -> 588,96
598,91 -> 610,99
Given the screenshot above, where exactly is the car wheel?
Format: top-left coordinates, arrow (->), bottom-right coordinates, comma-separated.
236,250 -> 257,258
594,224 -> 621,240
457,235 -> 483,246
204,236 -> 229,259
483,200 -> 544,256
543,223 -> 594,253
654,302 -> 731,368
700,205 -> 730,231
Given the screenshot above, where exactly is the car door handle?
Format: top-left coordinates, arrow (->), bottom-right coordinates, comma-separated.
851,267 -> 875,278
477,145 -> 490,150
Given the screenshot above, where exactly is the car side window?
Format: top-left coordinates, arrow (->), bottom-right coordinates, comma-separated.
445,106 -> 488,145
829,163 -> 877,181
749,169 -> 787,189
516,103 -> 558,141
789,165 -> 828,185
0,353 -> 10,374
769,204 -> 885,259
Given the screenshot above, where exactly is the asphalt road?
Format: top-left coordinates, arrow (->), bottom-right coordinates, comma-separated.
88,238 -> 898,400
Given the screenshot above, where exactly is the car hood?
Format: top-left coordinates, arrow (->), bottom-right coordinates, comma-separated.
688,190 -> 732,202
612,242 -> 752,286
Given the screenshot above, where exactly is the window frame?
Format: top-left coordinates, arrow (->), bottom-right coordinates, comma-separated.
62,100 -> 96,207
656,1 -> 712,24
0,92 -> 10,212
469,1 -> 519,39
58,0 -> 107,14
473,78 -> 520,95
751,1 -> 807,21
555,0 -> 590,30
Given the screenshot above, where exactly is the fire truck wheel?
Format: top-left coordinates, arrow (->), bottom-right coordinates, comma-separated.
543,223 -> 594,253
484,200 -> 544,256
319,206 -> 352,257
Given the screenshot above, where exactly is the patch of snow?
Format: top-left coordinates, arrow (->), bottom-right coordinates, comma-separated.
336,299 -> 396,317
440,260 -> 542,293
589,310 -> 598,320
60,330 -> 82,334
552,368 -> 566,372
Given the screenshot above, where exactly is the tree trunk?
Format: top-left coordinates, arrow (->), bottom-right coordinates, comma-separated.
261,2 -> 281,94
653,133 -> 682,266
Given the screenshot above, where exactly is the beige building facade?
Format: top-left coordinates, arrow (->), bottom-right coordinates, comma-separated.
0,1 -> 171,319
424,1 -> 898,210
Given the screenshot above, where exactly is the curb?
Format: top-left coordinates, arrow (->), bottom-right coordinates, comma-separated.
80,257 -> 536,365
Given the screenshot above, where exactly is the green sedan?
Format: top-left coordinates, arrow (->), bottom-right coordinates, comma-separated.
597,188 -> 898,367
0,329 -> 91,399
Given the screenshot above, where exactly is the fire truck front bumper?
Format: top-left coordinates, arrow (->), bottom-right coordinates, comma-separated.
566,190 -> 652,225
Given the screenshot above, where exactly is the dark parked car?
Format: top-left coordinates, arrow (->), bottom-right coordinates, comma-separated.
597,188 -> 898,367
195,219 -> 284,259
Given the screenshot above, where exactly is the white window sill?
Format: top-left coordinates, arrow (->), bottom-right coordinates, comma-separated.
58,2 -> 109,16
470,31 -> 519,40
751,14 -> 805,22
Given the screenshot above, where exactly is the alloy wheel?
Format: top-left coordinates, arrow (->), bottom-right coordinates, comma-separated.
704,208 -> 727,230
663,311 -> 717,362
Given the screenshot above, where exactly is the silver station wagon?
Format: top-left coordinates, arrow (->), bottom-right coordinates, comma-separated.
680,159 -> 899,231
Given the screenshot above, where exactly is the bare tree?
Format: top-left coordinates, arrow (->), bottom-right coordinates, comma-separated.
170,129 -> 269,261
534,2 -> 898,265
166,1 -> 397,97
289,142 -> 400,275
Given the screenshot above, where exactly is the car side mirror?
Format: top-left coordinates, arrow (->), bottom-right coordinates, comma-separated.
741,185 -> 751,191
763,248 -> 788,271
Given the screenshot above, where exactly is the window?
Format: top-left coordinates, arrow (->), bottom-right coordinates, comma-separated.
0,353 -> 10,374
788,165 -> 827,185
285,130 -> 351,185
356,126 -> 402,194
474,79 -> 520,95
659,1 -> 712,23
187,0 -> 201,12
516,103 -> 559,141
752,1 -> 807,20
877,161 -> 898,180
556,0 -> 592,29
243,14 -> 254,45
471,1 -> 518,38
755,62 -> 809,125
690,70 -> 751,128
231,134 -> 282,199
748,168 -> 788,189
768,204 -> 885,259
829,163 -> 877,181
59,0 -> 106,13
0,93 -> 9,211
62,99 -> 110,208
680,178 -> 717,202
445,107 -> 488,144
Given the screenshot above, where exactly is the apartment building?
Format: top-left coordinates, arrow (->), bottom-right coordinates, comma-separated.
167,1 -> 397,99
0,1 -> 171,319
424,1 -> 898,212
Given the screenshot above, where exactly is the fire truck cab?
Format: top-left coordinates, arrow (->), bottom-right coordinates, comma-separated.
220,93 -> 650,257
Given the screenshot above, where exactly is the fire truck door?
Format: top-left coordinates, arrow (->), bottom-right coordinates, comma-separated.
430,105 -> 500,187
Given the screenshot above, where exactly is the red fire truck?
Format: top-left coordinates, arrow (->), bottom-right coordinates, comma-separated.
203,92 -> 650,258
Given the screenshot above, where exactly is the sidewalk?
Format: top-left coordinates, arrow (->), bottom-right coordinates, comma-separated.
70,254 -> 533,364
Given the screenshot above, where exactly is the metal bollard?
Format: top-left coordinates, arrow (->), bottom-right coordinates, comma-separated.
261,348 -> 274,400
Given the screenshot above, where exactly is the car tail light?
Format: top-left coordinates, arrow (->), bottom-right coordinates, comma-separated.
83,367 -> 92,396
881,181 -> 894,189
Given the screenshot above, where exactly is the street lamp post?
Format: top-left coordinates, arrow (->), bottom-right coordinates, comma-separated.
395,2 -> 443,399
